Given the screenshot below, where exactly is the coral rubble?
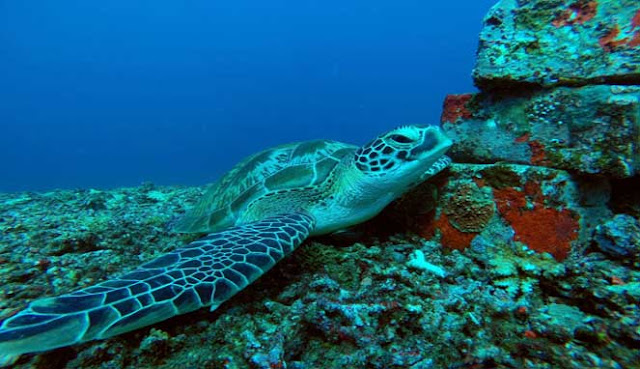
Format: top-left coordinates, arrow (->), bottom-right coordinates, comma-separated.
1,178 -> 638,368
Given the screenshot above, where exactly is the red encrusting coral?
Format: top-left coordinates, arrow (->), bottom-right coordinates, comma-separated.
627,10 -> 640,47
630,11 -> 640,47
441,94 -> 473,124
493,183 -> 580,261
599,25 -> 629,51
610,276 -> 625,285
472,177 -> 487,188
494,187 -> 526,213
528,140 -> 549,166
523,180 -> 544,201
517,134 -> 551,166
516,135 -> 549,166
515,133 -> 530,143
419,211 -> 477,250
552,1 -> 598,28
598,10 -> 640,52
630,32 -> 640,47
632,9 -> 640,29
420,180 -> 494,250
434,213 -> 477,250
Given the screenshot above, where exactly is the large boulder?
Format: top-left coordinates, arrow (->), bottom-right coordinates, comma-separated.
474,0 -> 640,90
441,85 -> 640,177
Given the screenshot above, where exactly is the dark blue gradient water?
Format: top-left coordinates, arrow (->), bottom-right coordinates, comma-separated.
0,1 -> 496,191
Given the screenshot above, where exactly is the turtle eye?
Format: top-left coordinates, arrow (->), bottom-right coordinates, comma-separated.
388,134 -> 414,144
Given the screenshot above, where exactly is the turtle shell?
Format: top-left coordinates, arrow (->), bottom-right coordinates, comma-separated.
175,139 -> 357,233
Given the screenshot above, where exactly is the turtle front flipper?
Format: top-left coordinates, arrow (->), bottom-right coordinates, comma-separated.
0,213 -> 314,366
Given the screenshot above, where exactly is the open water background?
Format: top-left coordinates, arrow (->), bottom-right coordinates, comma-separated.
0,0 -> 496,192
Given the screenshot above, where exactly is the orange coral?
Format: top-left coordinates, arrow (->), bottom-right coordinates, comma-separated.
598,10 -> 640,50
528,140 -> 549,166
552,1 -> 598,28
625,9 -> 640,47
421,181 -> 494,250
494,186 -> 526,213
610,276 -> 625,285
515,133 -> 530,143
440,94 -> 473,124
435,213 -> 477,250
511,207 -> 578,260
632,9 -> 640,29
630,31 -> 640,47
493,184 -> 579,261
473,177 -> 487,188
516,136 -> 550,166
599,25 -> 629,51
524,180 -> 543,200
419,211 -> 476,250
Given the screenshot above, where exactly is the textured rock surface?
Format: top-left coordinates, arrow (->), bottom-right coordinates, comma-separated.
441,85 -> 640,177
0,173 -> 638,369
0,185 -> 203,316
415,163 -> 610,261
1,1 -> 640,368
594,214 -> 640,259
474,0 -> 640,89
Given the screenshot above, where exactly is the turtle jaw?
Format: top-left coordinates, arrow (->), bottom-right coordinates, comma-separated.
400,128 -> 452,188
418,155 -> 452,182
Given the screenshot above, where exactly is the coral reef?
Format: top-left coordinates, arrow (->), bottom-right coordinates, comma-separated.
441,94 -> 475,124
427,0 -> 640,365
0,0 -> 639,368
0,162 -> 638,368
418,163 -> 602,260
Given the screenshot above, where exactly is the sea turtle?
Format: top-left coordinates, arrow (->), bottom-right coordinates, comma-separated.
0,125 -> 452,365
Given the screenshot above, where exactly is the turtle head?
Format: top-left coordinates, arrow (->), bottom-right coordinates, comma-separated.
354,125 -> 453,186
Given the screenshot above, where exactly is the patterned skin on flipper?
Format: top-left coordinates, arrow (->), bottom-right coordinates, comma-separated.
0,213 -> 314,366
0,125 -> 454,366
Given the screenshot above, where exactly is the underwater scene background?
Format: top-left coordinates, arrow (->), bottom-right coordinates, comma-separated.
0,0 -> 493,192
1,0 -> 640,368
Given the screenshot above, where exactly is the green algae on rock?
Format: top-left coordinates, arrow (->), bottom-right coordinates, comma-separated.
474,0 -> 640,90
1,0 -> 640,367
442,85 -> 640,178
0,162 -> 639,368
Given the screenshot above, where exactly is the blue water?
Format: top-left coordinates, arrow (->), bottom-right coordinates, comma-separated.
0,1 -> 496,192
